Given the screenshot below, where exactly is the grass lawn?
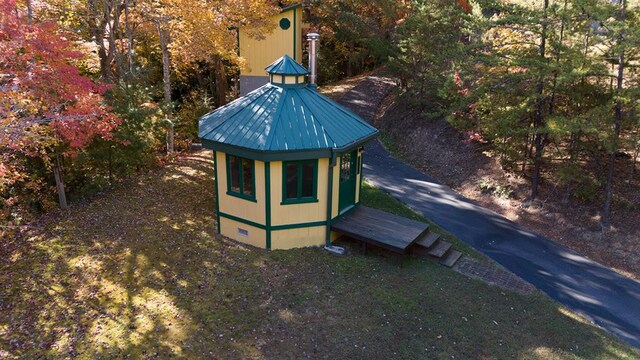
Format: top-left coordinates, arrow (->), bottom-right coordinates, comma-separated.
1,151 -> 638,359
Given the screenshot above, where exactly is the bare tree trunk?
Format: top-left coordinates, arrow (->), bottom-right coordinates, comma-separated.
602,0 -> 626,228
166,120 -> 174,155
108,144 -> 113,185
632,134 -> 639,178
214,56 -> 228,106
86,0 -> 122,82
631,136 -> 640,179
124,0 -> 134,77
87,0 -> 110,81
347,41 -> 354,77
53,153 -> 68,210
26,0 -> 32,23
630,109 -> 639,178
548,0 -> 567,117
157,21 -> 174,155
530,0 -> 549,200
106,1 -> 123,81
521,132 -> 532,175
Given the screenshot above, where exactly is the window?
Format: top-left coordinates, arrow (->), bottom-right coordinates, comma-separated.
226,154 -> 255,201
340,153 -> 352,181
282,160 -> 317,204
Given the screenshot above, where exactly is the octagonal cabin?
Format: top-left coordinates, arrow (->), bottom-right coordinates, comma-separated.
199,55 -> 378,250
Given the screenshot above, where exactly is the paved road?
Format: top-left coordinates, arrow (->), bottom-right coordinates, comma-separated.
339,76 -> 640,349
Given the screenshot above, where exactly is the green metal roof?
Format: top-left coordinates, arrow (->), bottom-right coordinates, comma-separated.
198,57 -> 378,161
265,54 -> 309,76
280,3 -> 302,12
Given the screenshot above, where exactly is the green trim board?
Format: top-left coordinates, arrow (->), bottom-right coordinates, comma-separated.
293,7 -> 297,60
219,212 -> 265,230
226,191 -> 257,202
325,158 -> 335,246
201,135 -> 378,163
213,151 -> 221,234
219,211 -> 325,231
358,154 -> 364,203
281,159 -> 318,204
281,198 -> 318,205
272,221 -> 325,231
225,154 -> 256,202
265,162 -> 271,249
280,3 -> 302,12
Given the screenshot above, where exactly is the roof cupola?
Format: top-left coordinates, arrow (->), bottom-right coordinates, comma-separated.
265,55 -> 309,87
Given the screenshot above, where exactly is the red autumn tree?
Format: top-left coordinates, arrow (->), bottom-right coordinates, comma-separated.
0,0 -> 120,211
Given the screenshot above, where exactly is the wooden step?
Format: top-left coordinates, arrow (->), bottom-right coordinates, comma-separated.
428,241 -> 452,258
415,232 -> 440,249
439,250 -> 462,268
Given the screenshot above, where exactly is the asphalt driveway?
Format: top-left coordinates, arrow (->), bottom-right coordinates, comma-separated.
338,76 -> 640,348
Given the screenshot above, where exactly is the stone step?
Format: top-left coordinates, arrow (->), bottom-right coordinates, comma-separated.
428,240 -> 452,259
415,232 -> 440,249
439,250 -> 462,268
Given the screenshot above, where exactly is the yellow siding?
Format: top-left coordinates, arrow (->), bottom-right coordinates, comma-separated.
220,217 -> 266,248
216,152 -> 266,225
294,7 -> 302,63
271,226 -> 326,250
270,158 -> 329,226
239,7 -> 303,76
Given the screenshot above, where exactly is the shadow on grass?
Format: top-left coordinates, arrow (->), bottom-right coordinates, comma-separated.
1,150 -> 638,359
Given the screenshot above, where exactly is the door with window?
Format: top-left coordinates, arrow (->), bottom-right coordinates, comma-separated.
338,150 -> 357,213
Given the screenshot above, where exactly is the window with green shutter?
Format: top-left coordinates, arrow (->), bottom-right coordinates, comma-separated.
226,154 -> 255,201
282,160 -> 318,204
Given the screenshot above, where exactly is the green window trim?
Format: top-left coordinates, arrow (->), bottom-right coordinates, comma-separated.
213,151 -> 221,234
226,154 -> 256,202
293,7 -> 297,60
281,159 -> 318,205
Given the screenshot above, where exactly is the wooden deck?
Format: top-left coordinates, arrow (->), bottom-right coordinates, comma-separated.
331,206 -> 463,267
331,206 -> 430,254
